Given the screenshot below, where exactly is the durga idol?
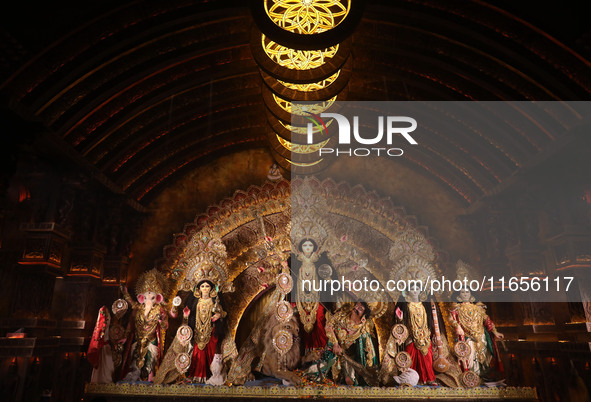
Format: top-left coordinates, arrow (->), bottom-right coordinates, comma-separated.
292,237 -> 335,360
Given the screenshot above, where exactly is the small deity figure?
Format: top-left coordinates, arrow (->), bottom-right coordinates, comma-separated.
121,269 -> 170,381
449,288 -> 504,379
292,238 -> 334,361
322,301 -> 378,385
266,163 -> 283,181
184,270 -> 227,383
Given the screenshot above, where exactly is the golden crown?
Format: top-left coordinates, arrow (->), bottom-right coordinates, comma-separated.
177,230 -> 234,294
193,261 -> 221,286
135,268 -> 168,297
456,259 -> 475,282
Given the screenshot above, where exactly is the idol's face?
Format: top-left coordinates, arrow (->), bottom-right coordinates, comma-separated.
459,288 -> 471,302
301,240 -> 315,255
354,302 -> 366,316
406,284 -> 420,302
144,291 -> 156,306
200,282 -> 212,297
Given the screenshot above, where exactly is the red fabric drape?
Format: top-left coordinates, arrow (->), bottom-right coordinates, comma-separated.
189,330 -> 218,379
405,342 -> 436,383
88,307 -> 108,369
302,304 -> 328,351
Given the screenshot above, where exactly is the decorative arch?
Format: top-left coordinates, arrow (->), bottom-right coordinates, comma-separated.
157,177 -> 448,353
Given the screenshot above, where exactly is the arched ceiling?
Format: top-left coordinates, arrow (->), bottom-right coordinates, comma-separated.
1,0 -> 590,207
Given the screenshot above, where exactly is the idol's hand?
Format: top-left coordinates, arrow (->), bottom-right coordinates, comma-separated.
456,326 -> 465,337
333,343 -> 343,356
493,331 -> 504,340
212,313 -> 221,322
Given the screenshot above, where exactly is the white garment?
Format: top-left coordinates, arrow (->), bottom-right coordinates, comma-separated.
90,344 -> 114,383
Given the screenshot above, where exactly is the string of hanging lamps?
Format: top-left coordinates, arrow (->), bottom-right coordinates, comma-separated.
250,0 -> 364,174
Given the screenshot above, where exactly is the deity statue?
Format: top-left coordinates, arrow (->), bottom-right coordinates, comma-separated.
88,298 -> 130,383
166,232 -> 237,384
120,268 -> 170,381
321,301 -> 378,386
184,273 -> 227,383
449,287 -> 504,380
291,238 -> 334,361
88,306 -> 114,383
396,284 -> 437,385
381,293 -> 463,387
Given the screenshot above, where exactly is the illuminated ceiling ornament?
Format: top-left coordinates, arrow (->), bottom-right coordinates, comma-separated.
253,1 -> 357,174
272,93 -> 337,114
279,119 -> 332,134
262,34 -> 338,70
278,70 -> 340,91
264,0 -> 351,34
276,134 -> 330,153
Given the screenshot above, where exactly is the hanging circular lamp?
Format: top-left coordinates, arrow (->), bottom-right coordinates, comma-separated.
251,0 -> 362,174
250,0 -> 364,50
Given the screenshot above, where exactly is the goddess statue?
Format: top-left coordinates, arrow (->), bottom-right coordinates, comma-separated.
449,287 -> 504,379
184,273 -> 227,383
396,284 -> 437,385
291,238 -> 334,360
120,268 -> 170,381
162,232 -> 236,384
380,283 -> 437,386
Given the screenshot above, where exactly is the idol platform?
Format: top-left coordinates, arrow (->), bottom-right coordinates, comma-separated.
85,380 -> 537,401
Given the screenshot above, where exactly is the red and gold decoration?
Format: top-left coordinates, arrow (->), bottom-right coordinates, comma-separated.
272,329 -> 294,356
83,177 -> 540,399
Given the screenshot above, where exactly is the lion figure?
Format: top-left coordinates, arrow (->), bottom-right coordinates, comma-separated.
227,312 -> 302,386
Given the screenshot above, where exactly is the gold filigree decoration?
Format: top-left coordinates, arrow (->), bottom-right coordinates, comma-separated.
388,230 -> 436,262
388,257 -> 437,303
175,230 -> 234,294
277,134 -> 329,153
273,94 -> 337,114
290,190 -> 332,248
456,259 -> 478,282
135,268 -> 168,297
85,382 -> 538,398
262,35 -> 339,70
278,70 -> 340,92
264,0 -> 351,35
